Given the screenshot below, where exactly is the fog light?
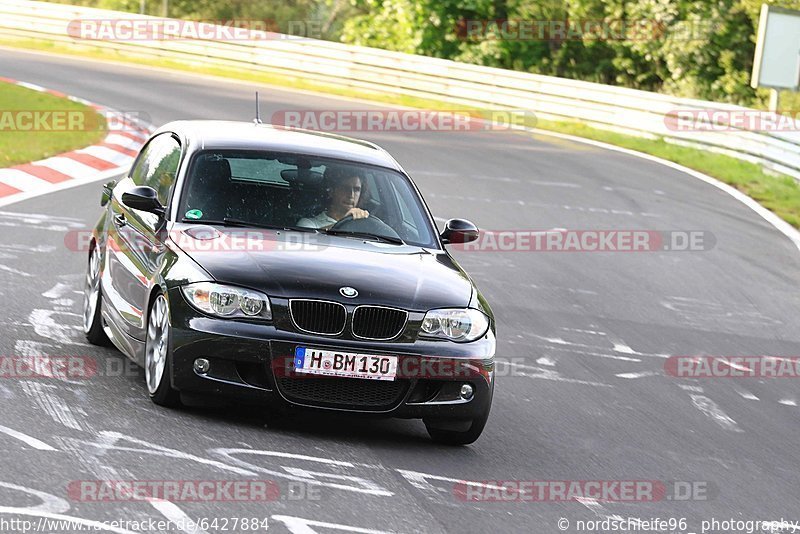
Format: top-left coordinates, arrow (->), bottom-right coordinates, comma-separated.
194,358 -> 210,374
460,383 -> 474,400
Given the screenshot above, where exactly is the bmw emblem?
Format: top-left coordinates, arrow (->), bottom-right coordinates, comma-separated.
339,286 -> 358,298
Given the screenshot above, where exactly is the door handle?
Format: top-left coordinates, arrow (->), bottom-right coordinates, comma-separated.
113,214 -> 127,227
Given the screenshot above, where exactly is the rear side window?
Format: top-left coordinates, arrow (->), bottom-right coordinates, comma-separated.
130,133 -> 181,204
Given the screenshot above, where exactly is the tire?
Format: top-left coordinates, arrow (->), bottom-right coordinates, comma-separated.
424,410 -> 490,446
145,293 -> 181,407
82,246 -> 109,346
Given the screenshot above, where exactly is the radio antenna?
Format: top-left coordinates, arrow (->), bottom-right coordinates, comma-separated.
254,91 -> 262,124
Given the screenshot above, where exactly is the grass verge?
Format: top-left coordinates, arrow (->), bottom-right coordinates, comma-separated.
0,78 -> 107,167
2,37 -> 798,228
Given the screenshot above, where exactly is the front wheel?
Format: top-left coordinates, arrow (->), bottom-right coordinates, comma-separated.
145,294 -> 180,407
83,246 -> 109,346
424,410 -> 490,446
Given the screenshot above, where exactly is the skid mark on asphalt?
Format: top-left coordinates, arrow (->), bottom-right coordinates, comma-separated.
62,438 -> 168,532
662,296 -> 782,331
19,381 -> 87,431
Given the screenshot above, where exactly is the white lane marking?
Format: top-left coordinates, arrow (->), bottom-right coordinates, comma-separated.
211,448 -> 393,496
615,371 -> 659,379
149,500 -> 209,534
529,283 -> 598,295
535,356 -> 556,366
395,469 -> 506,505
28,309 -> 82,345
0,508 -> 138,533
212,449 -> 356,467
0,210 -> 85,225
778,398 -> 798,406
42,282 -> 73,299
527,127 -> 800,251
0,482 -> 69,513
81,432 -> 257,476
0,243 -> 56,253
507,361 -> 612,387
576,497 -> 624,521
271,515 -> 396,534
532,344 -> 641,362
662,297 -> 782,328
0,263 -> 32,277
13,340 -> 85,385
612,342 -> 636,354
562,328 -> 606,336
0,425 -> 57,451
690,394 -> 744,432
735,389 -> 759,401
19,381 -> 85,431
528,333 -> 665,360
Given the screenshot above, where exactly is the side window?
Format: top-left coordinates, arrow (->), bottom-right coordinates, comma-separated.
130,133 -> 181,204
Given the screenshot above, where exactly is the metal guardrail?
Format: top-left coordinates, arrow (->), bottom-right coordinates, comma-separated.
2,0 -> 799,180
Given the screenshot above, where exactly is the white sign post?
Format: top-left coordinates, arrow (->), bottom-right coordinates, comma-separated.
751,4 -> 800,112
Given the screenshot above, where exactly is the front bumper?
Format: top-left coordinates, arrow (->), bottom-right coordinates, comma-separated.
166,288 -> 495,421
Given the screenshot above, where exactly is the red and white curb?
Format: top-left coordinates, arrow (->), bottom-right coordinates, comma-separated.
0,77 -> 155,208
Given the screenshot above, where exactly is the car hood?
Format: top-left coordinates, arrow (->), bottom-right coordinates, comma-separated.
170,224 -> 473,310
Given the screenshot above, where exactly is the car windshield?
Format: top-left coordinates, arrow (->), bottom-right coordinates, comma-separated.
178,150 -> 437,247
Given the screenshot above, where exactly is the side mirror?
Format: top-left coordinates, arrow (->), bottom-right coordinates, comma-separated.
100,180 -> 116,207
440,218 -> 479,245
121,186 -> 165,217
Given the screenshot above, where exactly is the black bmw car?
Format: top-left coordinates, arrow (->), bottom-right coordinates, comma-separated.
83,120 -> 495,445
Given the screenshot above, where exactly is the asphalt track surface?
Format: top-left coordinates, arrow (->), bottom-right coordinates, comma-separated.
1,48 -> 800,534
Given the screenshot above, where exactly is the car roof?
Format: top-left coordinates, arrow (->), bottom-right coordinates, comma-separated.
154,120 -> 404,172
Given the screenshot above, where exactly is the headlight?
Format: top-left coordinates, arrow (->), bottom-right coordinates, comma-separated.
420,308 -> 490,342
181,282 -> 271,320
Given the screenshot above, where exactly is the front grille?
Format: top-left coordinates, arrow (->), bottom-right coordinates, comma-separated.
352,306 -> 408,340
276,375 -> 409,410
290,300 -> 346,335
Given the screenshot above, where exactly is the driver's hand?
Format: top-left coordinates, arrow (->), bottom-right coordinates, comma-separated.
345,208 -> 369,220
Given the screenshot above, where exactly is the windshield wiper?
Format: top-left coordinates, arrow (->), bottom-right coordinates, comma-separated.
223,218 -> 319,232
178,217 -> 318,233
324,229 -> 405,245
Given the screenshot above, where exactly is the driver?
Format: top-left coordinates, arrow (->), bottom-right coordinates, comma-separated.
297,165 -> 369,229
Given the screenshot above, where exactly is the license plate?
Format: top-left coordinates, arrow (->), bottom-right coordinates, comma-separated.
294,347 -> 398,381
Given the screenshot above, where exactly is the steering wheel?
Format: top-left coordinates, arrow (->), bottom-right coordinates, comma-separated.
328,214 -> 402,239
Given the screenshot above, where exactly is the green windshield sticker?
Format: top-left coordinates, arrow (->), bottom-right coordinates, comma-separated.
185,209 -> 203,220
